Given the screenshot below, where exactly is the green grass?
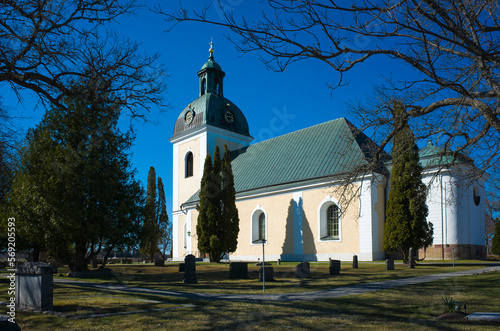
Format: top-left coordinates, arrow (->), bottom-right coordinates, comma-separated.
1,262 -> 499,330
45,261 -> 495,295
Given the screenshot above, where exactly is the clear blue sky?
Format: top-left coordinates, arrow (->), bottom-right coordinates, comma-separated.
5,2 -> 416,221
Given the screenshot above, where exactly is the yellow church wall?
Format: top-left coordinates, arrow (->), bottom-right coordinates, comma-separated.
232,192 -> 293,259
302,186 -> 360,256
180,183 -> 368,261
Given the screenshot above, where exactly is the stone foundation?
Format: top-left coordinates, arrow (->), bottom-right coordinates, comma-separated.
419,244 -> 486,260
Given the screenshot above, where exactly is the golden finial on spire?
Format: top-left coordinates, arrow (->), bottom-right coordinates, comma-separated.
209,39 -> 214,55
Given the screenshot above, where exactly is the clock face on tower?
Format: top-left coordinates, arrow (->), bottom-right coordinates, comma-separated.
185,109 -> 194,124
224,110 -> 234,123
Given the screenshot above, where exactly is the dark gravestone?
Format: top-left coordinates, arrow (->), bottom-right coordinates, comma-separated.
386,259 -> 395,270
329,259 -> 341,275
277,259 -> 281,265
154,259 -> 165,267
229,262 -> 249,279
178,263 -> 185,272
352,255 -> 358,269
0,315 -> 21,331
295,261 -> 310,278
183,254 -> 197,284
15,262 -> 57,311
259,267 -> 274,281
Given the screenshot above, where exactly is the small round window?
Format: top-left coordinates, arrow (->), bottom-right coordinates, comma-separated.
473,188 -> 480,206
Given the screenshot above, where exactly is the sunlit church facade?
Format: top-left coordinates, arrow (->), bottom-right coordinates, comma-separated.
170,46 -> 487,262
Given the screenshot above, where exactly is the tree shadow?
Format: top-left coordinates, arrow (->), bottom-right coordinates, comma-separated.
281,197 -> 316,260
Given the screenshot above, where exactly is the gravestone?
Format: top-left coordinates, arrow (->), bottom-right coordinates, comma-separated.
154,259 -> 165,267
183,254 -> 197,284
385,259 -> 395,270
15,262 -> 57,311
229,262 -> 249,279
295,261 -> 310,278
0,315 -> 21,331
178,263 -> 185,272
259,267 -> 274,281
329,259 -> 341,275
277,259 -> 281,265
352,255 -> 358,269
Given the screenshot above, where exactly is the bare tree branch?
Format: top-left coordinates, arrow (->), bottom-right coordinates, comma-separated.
1,0 -> 168,117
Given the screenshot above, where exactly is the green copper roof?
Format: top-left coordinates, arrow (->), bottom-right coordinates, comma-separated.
184,118 -> 386,204
200,58 -> 222,71
172,93 -> 251,138
418,140 -> 471,168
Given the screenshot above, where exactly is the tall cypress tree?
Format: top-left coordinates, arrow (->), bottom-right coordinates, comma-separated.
157,177 -> 170,258
221,144 -> 239,254
492,220 -> 500,256
140,166 -> 159,260
197,153 -> 213,254
384,101 -> 433,263
197,145 -> 240,262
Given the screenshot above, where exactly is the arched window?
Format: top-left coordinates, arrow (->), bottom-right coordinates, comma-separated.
326,205 -> 339,239
258,213 -> 266,240
318,197 -> 341,241
215,77 -> 220,95
185,152 -> 193,178
473,188 -> 481,206
251,207 -> 267,243
201,78 -> 206,96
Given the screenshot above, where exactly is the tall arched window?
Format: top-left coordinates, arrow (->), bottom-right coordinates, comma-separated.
201,78 -> 206,96
215,77 -> 220,95
185,152 -> 193,178
251,207 -> 267,243
318,197 -> 341,241
258,213 -> 266,240
326,205 -> 339,239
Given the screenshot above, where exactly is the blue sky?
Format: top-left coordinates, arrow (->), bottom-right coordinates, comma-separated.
4,2 -> 417,220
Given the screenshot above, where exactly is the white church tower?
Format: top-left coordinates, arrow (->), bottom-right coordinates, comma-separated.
169,43 -> 253,259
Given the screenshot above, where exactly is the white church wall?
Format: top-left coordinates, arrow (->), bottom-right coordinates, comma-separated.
358,174 -> 386,261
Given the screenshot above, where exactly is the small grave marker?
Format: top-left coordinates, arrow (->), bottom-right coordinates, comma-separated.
295,261 -> 310,278
183,254 -> 197,284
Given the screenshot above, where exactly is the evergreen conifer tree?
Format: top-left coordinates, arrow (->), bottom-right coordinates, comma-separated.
221,145 -> 239,253
384,101 -> 433,263
140,167 -> 160,260
197,145 -> 240,262
492,220 -> 500,256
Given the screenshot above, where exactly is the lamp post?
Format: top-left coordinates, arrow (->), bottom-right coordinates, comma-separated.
252,239 -> 267,293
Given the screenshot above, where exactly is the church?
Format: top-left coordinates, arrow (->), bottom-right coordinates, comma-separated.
170,45 -> 487,262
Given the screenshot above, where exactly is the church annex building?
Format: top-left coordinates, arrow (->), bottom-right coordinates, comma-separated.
170,47 -> 487,262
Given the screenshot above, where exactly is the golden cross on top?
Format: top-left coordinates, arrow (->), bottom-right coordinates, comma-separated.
209,39 -> 214,54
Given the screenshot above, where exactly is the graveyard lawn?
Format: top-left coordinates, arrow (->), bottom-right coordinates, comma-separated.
0,263 -> 499,330
48,261 -> 497,294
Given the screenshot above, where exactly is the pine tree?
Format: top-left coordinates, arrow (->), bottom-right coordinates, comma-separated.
197,145 -> 240,262
384,101 -> 433,263
4,92 -> 143,271
221,145 -> 239,254
157,177 -> 171,258
492,220 -> 500,256
140,167 -> 159,260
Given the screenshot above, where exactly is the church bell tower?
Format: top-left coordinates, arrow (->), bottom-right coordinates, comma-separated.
169,43 -> 253,259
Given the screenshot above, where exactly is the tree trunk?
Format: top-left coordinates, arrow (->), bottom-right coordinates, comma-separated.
73,241 -> 89,272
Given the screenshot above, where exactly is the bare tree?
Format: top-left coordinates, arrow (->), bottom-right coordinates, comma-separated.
160,0 -> 499,183
1,0 -> 167,117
